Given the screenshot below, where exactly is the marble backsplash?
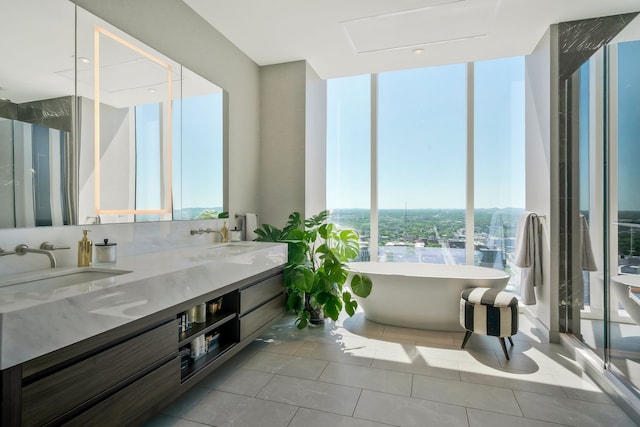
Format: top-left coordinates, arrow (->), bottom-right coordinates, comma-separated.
0,218 -> 236,276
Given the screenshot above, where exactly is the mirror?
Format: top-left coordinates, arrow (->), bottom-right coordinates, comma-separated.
0,0 -> 75,228
0,0 -> 225,228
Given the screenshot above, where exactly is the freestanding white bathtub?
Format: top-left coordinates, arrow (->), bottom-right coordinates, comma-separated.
347,262 -> 510,331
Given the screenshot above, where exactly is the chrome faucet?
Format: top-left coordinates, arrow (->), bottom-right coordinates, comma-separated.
40,242 -> 71,251
190,228 -> 226,242
15,244 -> 62,268
0,247 -> 16,257
209,229 -> 225,242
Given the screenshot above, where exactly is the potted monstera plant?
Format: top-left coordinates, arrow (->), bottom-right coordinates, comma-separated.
254,210 -> 372,328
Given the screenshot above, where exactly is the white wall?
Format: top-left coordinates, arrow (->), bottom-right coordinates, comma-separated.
259,61 -> 307,228
304,63 -> 327,218
524,26 -> 559,339
259,61 -> 328,228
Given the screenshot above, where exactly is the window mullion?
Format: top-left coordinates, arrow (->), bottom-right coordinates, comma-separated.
371,73 -> 379,262
466,62 -> 475,265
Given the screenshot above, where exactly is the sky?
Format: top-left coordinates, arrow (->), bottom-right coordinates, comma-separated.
617,40 -> 640,211
326,56 -> 525,210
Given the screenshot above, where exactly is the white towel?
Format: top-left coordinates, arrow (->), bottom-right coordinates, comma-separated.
244,213 -> 258,241
581,214 -> 598,271
515,211 -> 542,305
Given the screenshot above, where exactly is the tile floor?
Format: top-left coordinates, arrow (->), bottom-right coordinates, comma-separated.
145,311 -> 638,427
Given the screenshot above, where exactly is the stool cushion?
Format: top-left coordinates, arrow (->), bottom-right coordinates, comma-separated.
461,287 -> 517,307
459,288 -> 518,338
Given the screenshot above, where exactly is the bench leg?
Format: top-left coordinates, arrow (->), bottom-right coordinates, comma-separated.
508,336 -> 514,346
499,337 -> 510,360
461,330 -> 473,349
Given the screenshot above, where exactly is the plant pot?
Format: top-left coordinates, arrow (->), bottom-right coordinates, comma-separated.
309,307 -> 324,325
304,293 -> 325,325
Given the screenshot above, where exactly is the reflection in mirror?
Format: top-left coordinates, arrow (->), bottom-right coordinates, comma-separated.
0,113 -> 73,228
172,69 -> 224,220
76,8 -> 179,223
75,6 -> 224,225
0,0 -> 225,228
0,0 -> 76,228
94,25 -> 174,218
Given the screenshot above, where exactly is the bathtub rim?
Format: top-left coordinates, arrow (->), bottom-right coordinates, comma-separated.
347,261 -> 510,281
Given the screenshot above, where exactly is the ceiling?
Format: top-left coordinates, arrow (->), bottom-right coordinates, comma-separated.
183,0 -> 640,79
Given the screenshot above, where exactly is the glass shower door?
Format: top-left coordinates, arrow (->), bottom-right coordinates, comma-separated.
608,37 -> 640,398
574,49 -> 606,363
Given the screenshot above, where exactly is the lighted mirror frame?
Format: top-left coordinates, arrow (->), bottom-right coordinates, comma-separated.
93,25 -> 173,216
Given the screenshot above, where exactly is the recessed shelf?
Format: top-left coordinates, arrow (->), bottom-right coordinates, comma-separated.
178,312 -> 236,347
175,273 -> 282,386
180,341 -> 236,382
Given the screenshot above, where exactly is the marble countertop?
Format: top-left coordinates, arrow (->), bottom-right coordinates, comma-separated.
0,241 -> 287,369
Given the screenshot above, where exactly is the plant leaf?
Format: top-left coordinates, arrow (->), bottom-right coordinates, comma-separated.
286,290 -> 304,313
285,265 -> 314,293
350,273 -> 373,298
322,294 -> 342,321
344,291 -> 358,317
284,212 -> 302,233
295,310 -> 310,329
253,223 -> 284,242
304,210 -> 329,229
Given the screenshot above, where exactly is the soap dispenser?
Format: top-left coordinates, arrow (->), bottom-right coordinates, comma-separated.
78,229 -> 93,267
220,221 -> 228,243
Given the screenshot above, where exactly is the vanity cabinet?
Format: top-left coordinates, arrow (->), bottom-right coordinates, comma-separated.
239,273 -> 286,340
0,268 -> 284,426
22,320 -> 177,427
63,357 -> 179,427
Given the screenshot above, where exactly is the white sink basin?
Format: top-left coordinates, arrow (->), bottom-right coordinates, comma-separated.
0,269 -> 132,293
207,243 -> 256,256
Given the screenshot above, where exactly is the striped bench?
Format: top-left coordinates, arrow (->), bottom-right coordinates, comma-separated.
460,287 -> 519,360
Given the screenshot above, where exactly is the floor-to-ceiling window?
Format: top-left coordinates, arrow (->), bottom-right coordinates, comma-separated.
327,75 -> 372,260
474,57 -> 525,293
377,65 -> 467,264
327,57 -> 525,290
